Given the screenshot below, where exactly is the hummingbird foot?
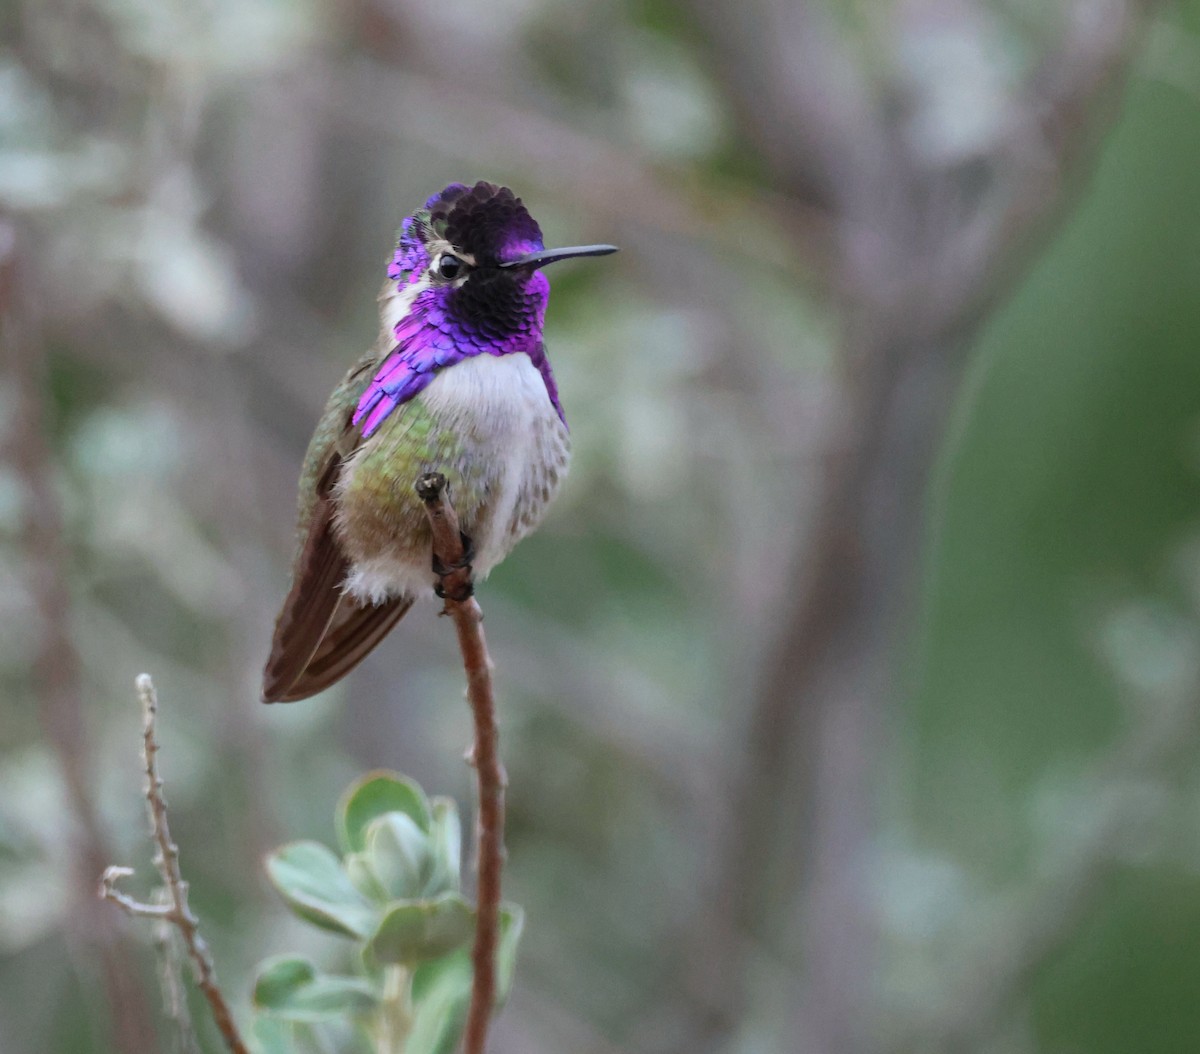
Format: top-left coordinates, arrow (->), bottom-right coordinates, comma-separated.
432,531 -> 476,602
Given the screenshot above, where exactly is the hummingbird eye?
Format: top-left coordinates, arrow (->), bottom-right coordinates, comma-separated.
436,253 -> 467,280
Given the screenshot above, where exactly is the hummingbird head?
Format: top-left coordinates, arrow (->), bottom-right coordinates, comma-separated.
387,181 -> 616,355
354,182 -> 616,438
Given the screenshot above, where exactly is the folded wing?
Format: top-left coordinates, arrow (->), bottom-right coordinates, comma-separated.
262,350 -> 422,704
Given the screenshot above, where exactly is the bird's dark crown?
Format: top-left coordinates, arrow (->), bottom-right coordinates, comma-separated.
425,182 -> 544,264
386,182 -> 550,351
387,183 -> 543,281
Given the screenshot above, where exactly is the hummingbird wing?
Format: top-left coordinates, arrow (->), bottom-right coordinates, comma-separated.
261,470 -> 349,702
267,594 -> 414,702
264,307 -> 468,702
262,353 -> 416,703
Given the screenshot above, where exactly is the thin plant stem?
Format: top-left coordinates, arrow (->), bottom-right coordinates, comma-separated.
153,887 -> 200,1054
378,964 -> 414,1053
416,473 -> 505,1054
101,675 -> 251,1054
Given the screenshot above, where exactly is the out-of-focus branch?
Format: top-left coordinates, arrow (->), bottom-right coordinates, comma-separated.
311,59 -> 836,279
415,473 -> 505,1054
101,675 -> 250,1054
688,0 -> 890,215
680,2 -> 1165,1051
0,217 -> 159,1054
931,0 -> 1156,331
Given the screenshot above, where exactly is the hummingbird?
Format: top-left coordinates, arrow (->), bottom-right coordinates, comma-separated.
262,181 -> 616,703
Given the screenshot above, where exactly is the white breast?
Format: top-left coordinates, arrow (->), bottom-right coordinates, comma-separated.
341,350 -> 569,605
421,352 -> 569,573
422,350 -> 552,425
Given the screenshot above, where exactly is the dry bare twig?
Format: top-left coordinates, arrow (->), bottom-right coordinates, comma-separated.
100,675 -> 250,1054
415,472 -> 505,1054
152,887 -> 201,1054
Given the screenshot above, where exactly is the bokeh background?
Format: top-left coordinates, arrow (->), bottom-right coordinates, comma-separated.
4,0 -> 1200,1051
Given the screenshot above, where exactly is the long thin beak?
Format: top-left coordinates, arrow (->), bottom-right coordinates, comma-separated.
499,244 -> 619,270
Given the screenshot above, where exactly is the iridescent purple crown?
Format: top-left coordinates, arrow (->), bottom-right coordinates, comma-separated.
428,182 -> 544,263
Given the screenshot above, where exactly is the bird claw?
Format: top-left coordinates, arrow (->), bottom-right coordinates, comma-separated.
433,532 -> 475,602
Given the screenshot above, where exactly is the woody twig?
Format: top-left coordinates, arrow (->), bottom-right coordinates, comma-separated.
416,472 -> 504,1054
100,675 -> 250,1054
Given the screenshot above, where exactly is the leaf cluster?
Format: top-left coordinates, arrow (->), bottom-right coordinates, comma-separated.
250,772 -> 522,1054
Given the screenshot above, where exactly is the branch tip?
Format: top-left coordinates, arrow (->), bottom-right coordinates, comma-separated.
415,471 -> 448,504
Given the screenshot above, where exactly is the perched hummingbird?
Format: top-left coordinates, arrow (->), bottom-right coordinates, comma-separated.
262,181 -> 616,703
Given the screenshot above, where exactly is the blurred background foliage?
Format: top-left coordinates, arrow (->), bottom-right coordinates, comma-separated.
2,0 -> 1200,1052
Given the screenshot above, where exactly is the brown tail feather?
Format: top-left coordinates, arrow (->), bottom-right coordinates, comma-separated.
271,595 -> 413,703
262,496 -> 351,703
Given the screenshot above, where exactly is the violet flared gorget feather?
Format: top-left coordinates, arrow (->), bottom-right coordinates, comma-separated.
353,182 -> 565,439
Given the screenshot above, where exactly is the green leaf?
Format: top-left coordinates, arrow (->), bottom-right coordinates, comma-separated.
345,850 -> 389,902
494,904 -> 524,1007
254,956 -> 317,1007
338,771 -> 431,853
366,812 -> 431,900
253,955 -> 379,1021
406,954 -> 472,1054
249,1015 -> 294,1054
424,797 -> 462,895
368,892 -> 474,965
402,903 -> 525,1054
252,1018 -> 374,1054
265,841 -> 379,938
